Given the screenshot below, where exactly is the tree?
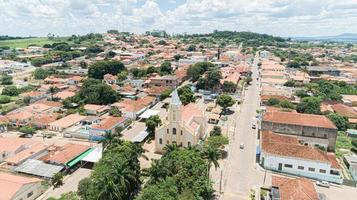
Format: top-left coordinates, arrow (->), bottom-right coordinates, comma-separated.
74,78 -> 119,105
295,90 -> 309,98
245,76 -> 253,85
222,81 -> 236,93
206,69 -> 222,89
1,74 -> 13,85
210,126 -> 222,136
279,100 -> 295,109
145,115 -> 162,137
158,40 -> 167,45
33,68 -> 50,80
0,95 -> 11,104
117,70 -> 128,82
146,66 -> 158,75
187,62 -> 214,82
284,79 -> 295,87
109,107 -> 121,117
187,45 -> 196,52
201,146 -> 221,178
160,88 -> 173,101
317,81 -> 342,101
159,61 -> 172,75
327,113 -> 348,131
78,142 -> 143,200
2,86 -> 19,96
106,51 -> 116,58
19,126 -> 35,135
174,54 -> 182,61
206,135 -> 229,149
178,85 -> 195,105
217,94 -> 235,113
88,60 -> 126,79
52,172 -> 64,188
352,139 -> 357,149
296,96 -> 321,114
267,98 -> 280,106
136,177 -> 179,200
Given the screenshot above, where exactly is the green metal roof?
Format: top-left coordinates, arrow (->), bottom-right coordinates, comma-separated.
66,148 -> 94,167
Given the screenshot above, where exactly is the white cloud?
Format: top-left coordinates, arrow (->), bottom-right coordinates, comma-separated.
0,0 -> 356,37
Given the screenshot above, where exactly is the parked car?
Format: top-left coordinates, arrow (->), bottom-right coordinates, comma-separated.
252,123 -> 256,129
240,143 -> 244,149
316,181 -> 330,188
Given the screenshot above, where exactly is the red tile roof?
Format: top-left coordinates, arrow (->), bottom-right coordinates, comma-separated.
331,103 -> 357,119
45,143 -> 89,165
272,176 -> 318,200
263,111 -> 337,129
91,116 -> 126,130
261,131 -> 340,169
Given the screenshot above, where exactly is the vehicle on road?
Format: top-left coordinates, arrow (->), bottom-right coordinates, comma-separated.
240,143 -> 244,149
252,123 -> 256,129
316,181 -> 330,188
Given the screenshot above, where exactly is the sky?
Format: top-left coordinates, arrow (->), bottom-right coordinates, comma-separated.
1,0 -> 357,37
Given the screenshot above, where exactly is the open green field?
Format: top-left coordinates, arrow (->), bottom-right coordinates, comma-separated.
0,37 -> 68,48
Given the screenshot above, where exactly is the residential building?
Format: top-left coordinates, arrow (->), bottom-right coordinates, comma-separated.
262,111 -> 338,151
270,176 -> 319,200
112,96 -> 156,119
155,89 -> 205,153
83,104 -> 109,116
103,74 -> 118,85
306,66 -> 341,77
146,75 -> 179,88
89,116 -> 129,136
44,143 -> 90,168
260,131 -> 342,184
48,113 -> 86,132
0,172 -> 44,200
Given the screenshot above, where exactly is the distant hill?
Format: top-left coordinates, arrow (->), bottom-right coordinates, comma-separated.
294,33 -> 357,42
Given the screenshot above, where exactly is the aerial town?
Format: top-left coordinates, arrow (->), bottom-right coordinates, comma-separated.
1,1 -> 357,200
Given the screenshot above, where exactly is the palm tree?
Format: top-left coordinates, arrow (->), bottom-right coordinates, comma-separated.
163,143 -> 179,156
111,159 -> 139,199
142,159 -> 169,184
301,65 -> 308,84
202,146 -> 221,178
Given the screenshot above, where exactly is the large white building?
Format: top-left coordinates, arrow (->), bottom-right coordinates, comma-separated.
155,89 -> 205,153
260,131 -> 343,184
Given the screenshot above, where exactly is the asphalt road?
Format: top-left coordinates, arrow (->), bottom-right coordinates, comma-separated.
220,58 -> 267,200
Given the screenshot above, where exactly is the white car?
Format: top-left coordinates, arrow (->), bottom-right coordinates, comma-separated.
240,143 -> 244,149
316,181 -> 330,188
252,123 -> 256,129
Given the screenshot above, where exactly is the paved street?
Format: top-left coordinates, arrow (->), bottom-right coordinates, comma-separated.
41,168 -> 92,199
219,58 -> 270,200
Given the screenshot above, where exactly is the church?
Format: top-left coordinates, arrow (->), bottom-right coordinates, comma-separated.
155,89 -> 206,153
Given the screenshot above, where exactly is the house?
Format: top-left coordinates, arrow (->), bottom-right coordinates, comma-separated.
31,114 -> 59,129
90,116 -> 129,136
306,66 -> 340,77
155,89 -> 205,153
20,91 -> 47,102
260,131 -> 342,184
146,75 -> 179,88
270,176 -> 319,200
6,111 -> 33,127
53,90 -> 76,100
112,96 -> 156,119
331,103 -> 357,119
262,111 -> 338,151
44,143 -> 90,168
48,114 -> 86,132
5,143 -> 50,166
84,104 -> 109,116
129,79 -> 145,90
0,138 -> 35,162
342,95 -> 357,106
343,155 -> 357,181
103,74 -> 118,85
0,172 -> 44,200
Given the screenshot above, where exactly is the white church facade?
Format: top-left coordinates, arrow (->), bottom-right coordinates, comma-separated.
155,89 -> 205,153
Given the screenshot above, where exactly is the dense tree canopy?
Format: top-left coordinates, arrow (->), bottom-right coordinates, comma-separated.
296,96 -> 321,114
159,61 -> 172,75
178,85 -> 195,105
71,78 -> 119,105
78,141 -> 144,200
33,68 -> 50,80
187,62 -> 214,82
327,113 -> 349,131
217,94 -> 235,113
2,86 -> 19,96
88,60 -> 126,79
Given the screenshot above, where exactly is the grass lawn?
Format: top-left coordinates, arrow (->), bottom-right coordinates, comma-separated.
0,37 -> 68,48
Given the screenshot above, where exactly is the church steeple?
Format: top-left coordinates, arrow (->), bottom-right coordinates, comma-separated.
169,89 -> 181,123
